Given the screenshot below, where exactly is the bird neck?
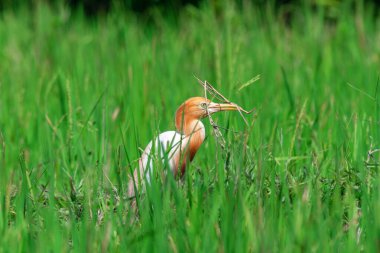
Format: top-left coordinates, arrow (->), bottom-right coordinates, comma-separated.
175,110 -> 204,136
175,110 -> 205,154
174,107 -> 206,177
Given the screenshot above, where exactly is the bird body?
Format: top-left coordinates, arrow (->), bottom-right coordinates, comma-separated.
128,97 -> 239,197
138,126 -> 205,182
139,131 -> 185,181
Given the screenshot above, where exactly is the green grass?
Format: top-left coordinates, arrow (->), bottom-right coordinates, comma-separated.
0,1 -> 380,252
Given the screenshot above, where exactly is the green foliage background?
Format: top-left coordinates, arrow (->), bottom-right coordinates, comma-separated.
0,1 -> 379,252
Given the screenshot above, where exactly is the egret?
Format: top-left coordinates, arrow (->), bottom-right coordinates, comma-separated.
128,97 -> 242,198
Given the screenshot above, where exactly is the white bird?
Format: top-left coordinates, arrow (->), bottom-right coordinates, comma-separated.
128,97 -> 240,198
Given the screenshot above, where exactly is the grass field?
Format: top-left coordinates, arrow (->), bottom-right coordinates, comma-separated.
0,1 -> 380,252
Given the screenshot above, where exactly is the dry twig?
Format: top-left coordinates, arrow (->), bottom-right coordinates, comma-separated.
194,76 -> 255,150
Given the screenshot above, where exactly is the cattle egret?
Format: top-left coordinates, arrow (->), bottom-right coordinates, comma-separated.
128,97 -> 241,198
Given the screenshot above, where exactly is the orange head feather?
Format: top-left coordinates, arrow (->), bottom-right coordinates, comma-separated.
175,97 -> 239,135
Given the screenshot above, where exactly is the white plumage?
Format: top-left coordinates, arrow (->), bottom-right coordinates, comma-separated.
139,130 -> 184,182
139,122 -> 205,183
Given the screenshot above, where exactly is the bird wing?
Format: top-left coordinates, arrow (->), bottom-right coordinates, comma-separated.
139,131 -> 187,183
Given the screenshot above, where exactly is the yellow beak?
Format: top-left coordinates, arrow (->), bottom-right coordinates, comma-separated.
208,102 -> 240,114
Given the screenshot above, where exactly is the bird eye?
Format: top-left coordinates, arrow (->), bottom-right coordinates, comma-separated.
200,102 -> 207,109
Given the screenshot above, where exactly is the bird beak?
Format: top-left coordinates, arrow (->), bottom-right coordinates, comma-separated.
207,102 -> 240,114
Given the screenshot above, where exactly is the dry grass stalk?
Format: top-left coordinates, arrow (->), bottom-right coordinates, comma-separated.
194,76 -> 255,150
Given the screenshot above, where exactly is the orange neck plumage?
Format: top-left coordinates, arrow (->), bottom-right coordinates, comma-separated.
174,105 -> 205,176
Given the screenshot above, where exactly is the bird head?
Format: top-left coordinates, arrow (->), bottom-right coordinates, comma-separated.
175,97 -> 241,132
